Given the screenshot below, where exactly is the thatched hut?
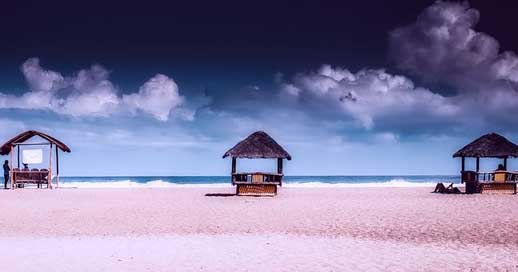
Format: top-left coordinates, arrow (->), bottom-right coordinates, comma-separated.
1,130 -> 71,189
223,131 -> 291,196
453,133 -> 518,194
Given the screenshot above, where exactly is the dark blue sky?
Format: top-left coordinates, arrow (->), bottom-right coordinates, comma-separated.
1,0 -> 516,92
1,1 -> 518,175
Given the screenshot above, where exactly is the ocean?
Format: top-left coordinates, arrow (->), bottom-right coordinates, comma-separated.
57,175 -> 460,188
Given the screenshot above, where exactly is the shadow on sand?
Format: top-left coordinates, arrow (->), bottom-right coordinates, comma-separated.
204,193 -> 236,197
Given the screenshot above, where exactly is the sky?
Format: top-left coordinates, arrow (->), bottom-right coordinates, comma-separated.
2,0 -> 518,176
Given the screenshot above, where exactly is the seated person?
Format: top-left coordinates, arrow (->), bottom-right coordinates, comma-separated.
496,164 -> 506,171
19,163 -> 30,181
494,164 -> 507,182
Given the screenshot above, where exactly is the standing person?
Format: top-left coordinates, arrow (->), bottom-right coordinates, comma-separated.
3,160 -> 10,189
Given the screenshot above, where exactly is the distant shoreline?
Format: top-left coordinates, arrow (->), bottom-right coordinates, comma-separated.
44,175 -> 461,189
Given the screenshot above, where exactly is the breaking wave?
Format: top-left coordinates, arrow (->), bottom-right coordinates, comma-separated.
58,177 -> 457,188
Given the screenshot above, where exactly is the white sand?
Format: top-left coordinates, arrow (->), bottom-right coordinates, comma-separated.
0,187 -> 517,271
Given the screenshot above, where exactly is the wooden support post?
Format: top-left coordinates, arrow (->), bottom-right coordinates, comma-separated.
17,145 -> 20,168
461,157 -> 465,172
504,157 -> 508,170
476,157 -> 480,173
56,145 -> 59,189
277,158 -> 283,187
231,157 -> 236,174
10,145 -> 14,190
48,143 -> 52,189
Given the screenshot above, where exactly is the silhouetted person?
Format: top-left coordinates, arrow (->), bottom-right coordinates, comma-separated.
450,186 -> 461,194
3,160 -> 9,189
434,183 -> 447,193
434,182 -> 461,194
496,164 -> 506,171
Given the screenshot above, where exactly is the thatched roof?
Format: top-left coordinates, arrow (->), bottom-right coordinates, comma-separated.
0,130 -> 71,155
453,133 -> 518,158
223,131 -> 291,160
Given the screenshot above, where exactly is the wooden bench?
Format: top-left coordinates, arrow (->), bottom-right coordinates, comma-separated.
12,169 -> 49,188
479,182 -> 517,194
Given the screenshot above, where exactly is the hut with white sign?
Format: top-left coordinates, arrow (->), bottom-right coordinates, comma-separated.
0,130 -> 71,189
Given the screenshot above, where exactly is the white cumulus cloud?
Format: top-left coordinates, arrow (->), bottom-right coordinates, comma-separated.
389,1 -> 518,91
123,74 -> 184,121
281,65 -> 458,130
21,58 -> 65,92
384,1 -> 518,133
0,58 -> 188,121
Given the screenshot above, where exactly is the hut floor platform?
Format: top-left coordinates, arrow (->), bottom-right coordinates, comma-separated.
480,182 -> 517,194
235,183 -> 278,196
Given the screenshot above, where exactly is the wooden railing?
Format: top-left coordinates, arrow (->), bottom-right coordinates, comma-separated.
231,172 -> 283,186
462,171 -> 518,194
476,172 -> 518,182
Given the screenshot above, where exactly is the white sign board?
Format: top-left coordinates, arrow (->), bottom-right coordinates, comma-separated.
22,149 -> 43,164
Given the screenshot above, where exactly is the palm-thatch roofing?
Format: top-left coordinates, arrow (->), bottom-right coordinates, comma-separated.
453,133 -> 518,158
0,130 -> 71,155
223,131 -> 292,160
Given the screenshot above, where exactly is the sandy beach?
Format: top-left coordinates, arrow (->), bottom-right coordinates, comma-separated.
1,187 -> 517,271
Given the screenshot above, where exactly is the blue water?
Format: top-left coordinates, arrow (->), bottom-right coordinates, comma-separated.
57,175 -> 460,188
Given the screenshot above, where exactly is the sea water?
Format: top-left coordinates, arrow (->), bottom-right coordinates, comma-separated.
57,175 -> 459,188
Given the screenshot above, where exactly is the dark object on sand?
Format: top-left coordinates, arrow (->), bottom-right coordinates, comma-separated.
433,183 -> 461,194
461,171 -> 480,194
205,193 -> 235,197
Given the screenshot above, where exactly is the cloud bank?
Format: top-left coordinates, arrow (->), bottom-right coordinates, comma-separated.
386,1 -> 518,133
0,58 -> 187,121
280,65 -> 458,130
2,1 -> 518,141
274,1 -> 518,136
389,1 -> 518,92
